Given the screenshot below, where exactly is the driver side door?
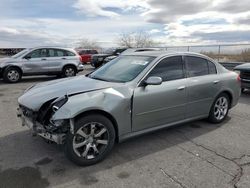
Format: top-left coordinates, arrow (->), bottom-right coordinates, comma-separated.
22,48 -> 48,74
132,56 -> 187,132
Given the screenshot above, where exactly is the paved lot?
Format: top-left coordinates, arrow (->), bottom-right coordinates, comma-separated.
0,65 -> 250,188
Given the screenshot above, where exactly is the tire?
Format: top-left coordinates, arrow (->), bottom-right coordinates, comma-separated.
64,114 -> 116,166
62,66 -> 76,77
3,67 -> 22,83
241,88 -> 245,93
208,93 -> 230,124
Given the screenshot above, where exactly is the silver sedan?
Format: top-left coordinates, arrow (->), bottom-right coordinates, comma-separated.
17,51 -> 241,166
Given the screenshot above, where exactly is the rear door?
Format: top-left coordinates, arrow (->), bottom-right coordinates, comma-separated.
132,56 -> 188,131
184,56 -> 220,118
45,49 -> 76,72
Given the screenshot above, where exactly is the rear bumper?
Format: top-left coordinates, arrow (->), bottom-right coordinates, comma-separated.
241,79 -> 250,89
77,64 -> 84,72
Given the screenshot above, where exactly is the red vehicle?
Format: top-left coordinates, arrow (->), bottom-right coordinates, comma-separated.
76,49 -> 98,64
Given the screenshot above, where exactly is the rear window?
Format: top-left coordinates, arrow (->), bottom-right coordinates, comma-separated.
208,60 -> 217,74
66,51 -> 76,56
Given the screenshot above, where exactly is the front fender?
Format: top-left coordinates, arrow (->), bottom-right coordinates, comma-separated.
51,87 -> 133,136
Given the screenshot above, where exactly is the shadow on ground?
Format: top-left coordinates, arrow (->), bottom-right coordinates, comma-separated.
0,118 -> 230,188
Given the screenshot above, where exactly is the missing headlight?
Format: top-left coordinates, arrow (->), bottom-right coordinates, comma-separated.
52,95 -> 68,112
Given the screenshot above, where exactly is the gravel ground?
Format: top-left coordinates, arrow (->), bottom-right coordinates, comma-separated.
0,65 -> 250,188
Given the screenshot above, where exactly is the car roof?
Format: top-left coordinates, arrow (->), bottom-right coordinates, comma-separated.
30,46 -> 75,51
122,51 -> 213,59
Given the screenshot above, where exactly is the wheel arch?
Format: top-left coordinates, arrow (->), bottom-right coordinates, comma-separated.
62,64 -> 77,72
217,90 -> 233,108
74,109 -> 119,143
3,65 -> 23,75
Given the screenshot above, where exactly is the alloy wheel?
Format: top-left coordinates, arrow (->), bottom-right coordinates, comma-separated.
73,122 -> 109,160
214,96 -> 228,120
65,67 -> 75,77
7,70 -> 20,82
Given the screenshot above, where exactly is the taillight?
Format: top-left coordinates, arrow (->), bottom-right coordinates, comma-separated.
79,56 -> 83,62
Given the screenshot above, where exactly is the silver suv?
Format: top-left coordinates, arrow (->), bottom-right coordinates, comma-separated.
0,47 -> 84,83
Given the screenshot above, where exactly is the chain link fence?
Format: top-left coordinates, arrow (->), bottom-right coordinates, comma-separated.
161,44 -> 250,63
1,44 -> 250,64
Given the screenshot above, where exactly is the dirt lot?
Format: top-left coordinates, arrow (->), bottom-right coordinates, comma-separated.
0,65 -> 250,188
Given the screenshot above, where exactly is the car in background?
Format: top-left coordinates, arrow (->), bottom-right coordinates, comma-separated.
103,48 -> 164,63
18,51 -> 240,166
0,47 -> 84,83
234,63 -> 250,92
76,49 -> 98,64
91,48 -> 127,68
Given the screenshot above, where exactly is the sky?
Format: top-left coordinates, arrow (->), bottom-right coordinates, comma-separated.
0,0 -> 250,48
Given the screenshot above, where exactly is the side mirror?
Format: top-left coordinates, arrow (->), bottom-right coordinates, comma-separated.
144,76 -> 162,86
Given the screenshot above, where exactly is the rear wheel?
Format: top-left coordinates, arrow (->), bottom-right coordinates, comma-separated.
3,67 -> 22,83
241,88 -> 245,93
208,93 -> 230,123
64,114 -> 115,166
62,66 -> 76,77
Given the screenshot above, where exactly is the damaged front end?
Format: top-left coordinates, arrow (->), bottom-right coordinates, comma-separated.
17,96 -> 72,144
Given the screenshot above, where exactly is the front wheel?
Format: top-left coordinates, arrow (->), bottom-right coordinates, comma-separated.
64,114 -> 115,166
3,67 -> 22,83
208,93 -> 230,123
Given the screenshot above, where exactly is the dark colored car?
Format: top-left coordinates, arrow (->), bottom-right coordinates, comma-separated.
91,48 -> 127,68
76,49 -> 98,64
234,63 -> 250,92
103,48 -> 164,63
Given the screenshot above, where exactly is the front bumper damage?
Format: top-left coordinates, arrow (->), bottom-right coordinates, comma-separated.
17,107 -> 67,144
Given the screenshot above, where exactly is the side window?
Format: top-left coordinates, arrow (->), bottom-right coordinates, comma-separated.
55,49 -> 65,57
27,49 -> 47,58
147,56 -> 185,82
78,50 -> 85,55
91,50 -> 98,54
208,60 -> 217,74
185,56 -> 209,77
48,49 -> 56,57
66,51 -> 75,56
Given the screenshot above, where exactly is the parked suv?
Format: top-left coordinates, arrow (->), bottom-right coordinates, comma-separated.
91,48 -> 127,68
76,49 -> 98,64
0,47 -> 84,83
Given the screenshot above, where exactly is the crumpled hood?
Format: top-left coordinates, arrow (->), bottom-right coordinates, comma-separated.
18,76 -> 118,111
234,63 -> 250,71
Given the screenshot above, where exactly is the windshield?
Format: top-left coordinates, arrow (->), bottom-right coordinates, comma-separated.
12,49 -> 29,59
103,48 -> 114,54
89,55 -> 155,83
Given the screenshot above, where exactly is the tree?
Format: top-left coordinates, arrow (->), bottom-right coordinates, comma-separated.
75,38 -> 100,49
118,31 -> 155,48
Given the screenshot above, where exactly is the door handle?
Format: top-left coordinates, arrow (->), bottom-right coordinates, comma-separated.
41,58 -> 46,60
61,58 -> 66,60
177,86 -> 185,90
213,80 -> 220,84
